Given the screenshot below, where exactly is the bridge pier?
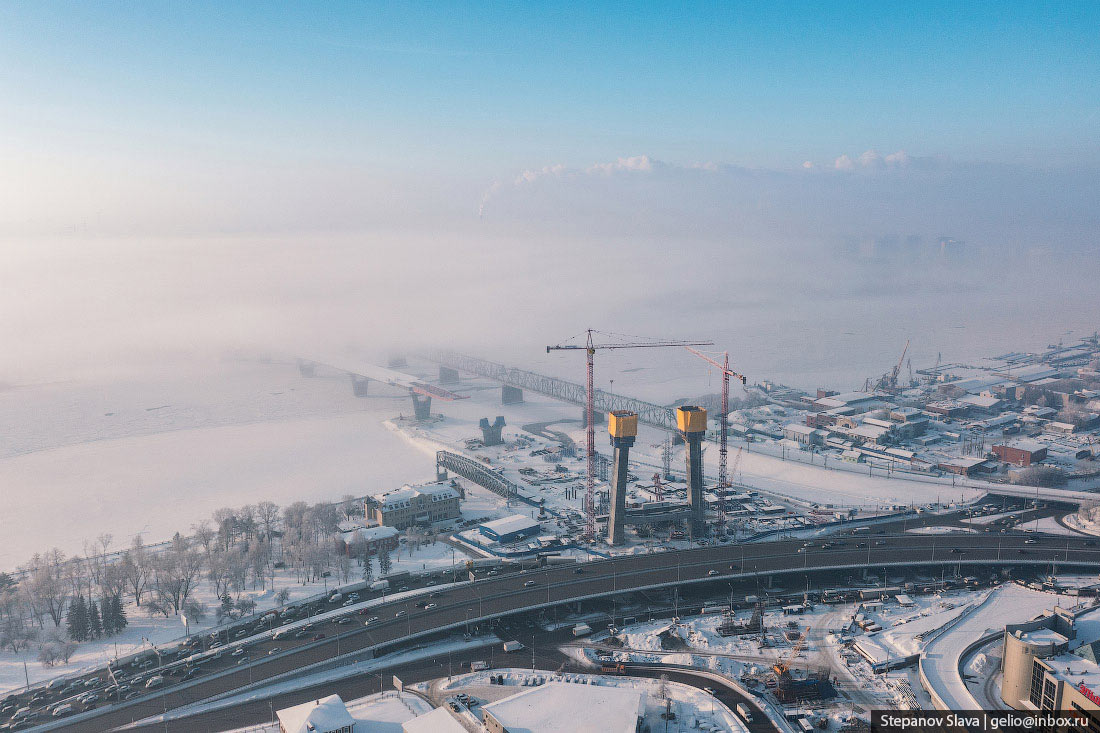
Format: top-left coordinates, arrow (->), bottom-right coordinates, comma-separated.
480,416 -> 506,446
350,375 -> 370,397
502,385 -> 524,404
388,355 -> 408,369
678,406 -> 708,539
439,365 -> 460,384
410,392 -> 432,420
608,411 -> 638,546
297,359 -> 316,377
582,409 -> 606,428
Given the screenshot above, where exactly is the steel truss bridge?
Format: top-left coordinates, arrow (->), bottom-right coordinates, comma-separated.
424,350 -> 679,430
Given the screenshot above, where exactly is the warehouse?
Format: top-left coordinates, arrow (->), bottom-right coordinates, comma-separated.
993,440 -> 1048,466
478,514 -> 541,544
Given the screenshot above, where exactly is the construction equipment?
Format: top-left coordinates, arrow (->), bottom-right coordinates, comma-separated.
547,331 -> 712,540
773,631 -> 806,677
870,339 -> 910,392
684,348 -> 747,489
729,446 -> 744,486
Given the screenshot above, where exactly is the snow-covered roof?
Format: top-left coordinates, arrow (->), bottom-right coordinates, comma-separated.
960,394 -> 1002,409
783,423 -> 819,436
402,707 -> 465,733
479,514 -> 540,536
1010,365 -> 1059,382
481,682 -> 645,733
343,525 -> 399,543
996,439 -> 1047,453
375,483 -> 459,510
276,694 -> 356,733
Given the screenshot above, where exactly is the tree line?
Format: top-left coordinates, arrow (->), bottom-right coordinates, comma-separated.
0,493 -> 394,671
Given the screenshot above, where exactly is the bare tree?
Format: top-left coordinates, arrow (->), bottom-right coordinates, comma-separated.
119,538 -> 149,607
150,534 -> 204,615
23,549 -> 68,628
256,501 -> 280,542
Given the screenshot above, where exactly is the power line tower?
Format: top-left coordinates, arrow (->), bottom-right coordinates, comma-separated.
547,330 -> 712,540
661,434 -> 673,480
684,348 -> 746,488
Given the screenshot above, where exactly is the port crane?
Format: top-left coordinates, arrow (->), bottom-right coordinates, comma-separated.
547,330 -> 712,539
684,348 -> 747,488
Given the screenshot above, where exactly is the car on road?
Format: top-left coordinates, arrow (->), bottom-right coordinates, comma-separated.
231,647 -> 246,657
707,570 -> 718,576
337,617 -> 354,625
425,603 -> 437,610
268,648 -> 280,655
144,676 -> 165,689
523,580 -> 536,587
395,610 -> 406,617
311,633 -> 326,641
573,568 -> 585,574
1024,538 -> 1037,544
364,616 -> 379,625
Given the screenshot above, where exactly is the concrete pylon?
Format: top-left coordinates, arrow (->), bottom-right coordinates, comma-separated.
677,405 -> 708,539
410,392 -> 432,420
479,416 -> 506,446
502,385 -> 524,404
607,410 -> 638,546
350,375 -> 370,397
439,365 -> 460,384
297,359 -> 316,377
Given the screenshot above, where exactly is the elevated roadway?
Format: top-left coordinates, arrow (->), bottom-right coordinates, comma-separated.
40,533 -> 1100,732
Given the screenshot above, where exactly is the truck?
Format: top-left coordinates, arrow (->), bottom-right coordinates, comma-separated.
502,640 -> 524,652
572,623 -> 592,637
735,703 -> 753,722
369,580 -> 390,592
470,661 -> 489,671
328,592 -> 343,604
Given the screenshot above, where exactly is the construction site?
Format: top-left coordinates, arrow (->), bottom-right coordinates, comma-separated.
291,328 -> 1100,559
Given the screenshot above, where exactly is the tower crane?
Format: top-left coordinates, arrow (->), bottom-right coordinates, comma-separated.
547,330 -> 712,539
684,348 -> 747,489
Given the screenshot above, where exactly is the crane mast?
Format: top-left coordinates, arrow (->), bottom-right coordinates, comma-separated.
684,347 -> 746,489
547,330 -> 712,540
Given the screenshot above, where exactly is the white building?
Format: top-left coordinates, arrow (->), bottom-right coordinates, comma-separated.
277,694 -> 356,733
402,707 -> 466,733
481,682 -> 645,733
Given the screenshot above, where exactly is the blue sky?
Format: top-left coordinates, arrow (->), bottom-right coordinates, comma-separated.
4,2 -> 1098,165
1,2 -> 1098,234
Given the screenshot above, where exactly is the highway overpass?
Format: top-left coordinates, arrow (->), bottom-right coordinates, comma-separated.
38,532 -> 1100,732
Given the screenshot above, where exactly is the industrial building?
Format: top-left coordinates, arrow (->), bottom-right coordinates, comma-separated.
478,514 -> 541,544
1000,606 -> 1100,721
369,482 -> 461,530
783,423 -> 825,446
993,440 -> 1049,467
480,682 -> 645,733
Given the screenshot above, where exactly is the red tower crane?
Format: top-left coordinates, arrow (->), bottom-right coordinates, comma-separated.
684,348 -> 747,489
547,330 -> 712,539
